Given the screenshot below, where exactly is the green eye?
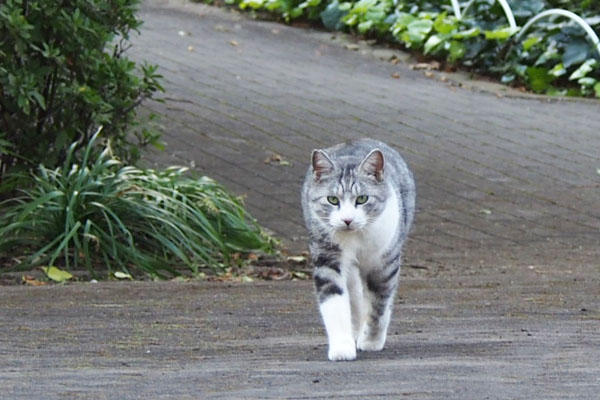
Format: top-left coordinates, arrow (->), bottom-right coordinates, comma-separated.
356,195 -> 369,205
327,196 -> 340,206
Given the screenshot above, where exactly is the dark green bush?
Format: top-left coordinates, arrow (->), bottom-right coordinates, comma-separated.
0,0 -> 163,183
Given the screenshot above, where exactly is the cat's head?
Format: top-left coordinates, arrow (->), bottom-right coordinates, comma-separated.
308,148 -> 388,233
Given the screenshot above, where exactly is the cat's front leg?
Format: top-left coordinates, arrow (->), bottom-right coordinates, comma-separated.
314,270 -> 356,361
357,264 -> 400,352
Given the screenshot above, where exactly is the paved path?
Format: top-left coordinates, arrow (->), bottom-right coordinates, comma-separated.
2,267 -> 599,399
2,1 -> 600,399
134,0 -> 599,269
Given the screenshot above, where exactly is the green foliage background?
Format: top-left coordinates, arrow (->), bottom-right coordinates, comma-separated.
214,0 -> 600,96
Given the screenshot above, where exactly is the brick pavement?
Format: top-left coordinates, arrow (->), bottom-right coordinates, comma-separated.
132,0 -> 600,267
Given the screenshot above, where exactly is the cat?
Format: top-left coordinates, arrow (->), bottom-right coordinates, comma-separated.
301,138 -> 416,361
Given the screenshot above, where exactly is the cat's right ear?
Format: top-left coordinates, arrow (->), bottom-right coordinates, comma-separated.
311,150 -> 334,181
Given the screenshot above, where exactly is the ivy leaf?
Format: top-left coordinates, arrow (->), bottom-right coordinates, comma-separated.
448,40 -> 466,62
424,34 -> 442,54
548,63 -> 566,77
453,27 -> 480,39
239,0 -> 265,9
569,59 -> 598,81
585,16 -> 600,26
501,73 -> 515,83
578,77 -> 597,88
522,36 -> 541,51
484,26 -> 518,41
535,41 -> 559,65
288,7 -> 303,19
405,19 -> 433,44
433,13 -> 456,35
511,0 -> 545,18
527,66 -> 555,92
562,39 -> 591,68
391,12 -> 416,36
358,20 -> 374,33
297,0 -> 321,9
320,1 -> 348,31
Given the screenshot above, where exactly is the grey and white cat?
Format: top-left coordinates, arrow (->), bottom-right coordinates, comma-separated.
301,138 -> 415,361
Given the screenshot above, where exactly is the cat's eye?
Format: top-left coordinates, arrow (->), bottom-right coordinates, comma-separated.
327,196 -> 340,206
355,195 -> 369,205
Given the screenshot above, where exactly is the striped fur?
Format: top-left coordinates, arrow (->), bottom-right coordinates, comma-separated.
301,139 -> 416,361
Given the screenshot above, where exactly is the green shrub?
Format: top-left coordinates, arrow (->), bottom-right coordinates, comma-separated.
0,131 -> 275,278
0,0 -> 163,182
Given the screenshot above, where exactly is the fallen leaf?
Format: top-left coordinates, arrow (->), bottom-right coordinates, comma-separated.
287,255 -> 307,263
230,40 -> 239,47
113,271 -> 133,280
187,45 -> 194,52
424,71 -> 435,78
257,268 -> 291,281
265,153 -> 292,167
264,153 -> 292,166
178,30 -> 190,37
22,275 -> 48,286
292,271 -> 310,280
343,43 -> 360,51
391,73 -> 400,79
479,209 -> 492,215
41,266 -> 73,282
271,29 -> 280,35
214,25 -> 231,32
410,61 -> 441,71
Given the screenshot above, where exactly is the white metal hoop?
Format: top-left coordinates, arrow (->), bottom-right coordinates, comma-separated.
516,9 -> 600,59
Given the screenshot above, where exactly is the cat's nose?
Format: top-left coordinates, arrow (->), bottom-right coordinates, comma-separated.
342,219 -> 353,226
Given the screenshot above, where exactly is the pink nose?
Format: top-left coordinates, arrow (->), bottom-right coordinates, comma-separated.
343,219 -> 353,226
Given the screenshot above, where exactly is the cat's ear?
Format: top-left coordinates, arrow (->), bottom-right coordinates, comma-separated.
311,150 -> 334,181
359,149 -> 384,182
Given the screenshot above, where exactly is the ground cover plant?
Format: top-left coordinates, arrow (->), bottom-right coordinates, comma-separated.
0,131 -> 275,278
210,0 -> 600,97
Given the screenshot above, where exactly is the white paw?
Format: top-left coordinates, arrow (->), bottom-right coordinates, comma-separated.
328,337 -> 357,361
357,333 -> 385,352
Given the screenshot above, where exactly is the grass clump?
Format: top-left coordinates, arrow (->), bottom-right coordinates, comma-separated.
0,130 -> 275,278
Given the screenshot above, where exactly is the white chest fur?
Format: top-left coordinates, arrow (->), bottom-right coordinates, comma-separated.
333,187 -> 400,271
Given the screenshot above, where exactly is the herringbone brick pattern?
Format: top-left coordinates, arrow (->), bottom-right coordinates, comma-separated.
132,0 -> 600,267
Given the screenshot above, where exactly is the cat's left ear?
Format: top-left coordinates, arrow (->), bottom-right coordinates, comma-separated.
359,149 -> 384,182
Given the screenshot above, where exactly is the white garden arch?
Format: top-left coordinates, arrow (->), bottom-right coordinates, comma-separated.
447,0 -> 600,58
